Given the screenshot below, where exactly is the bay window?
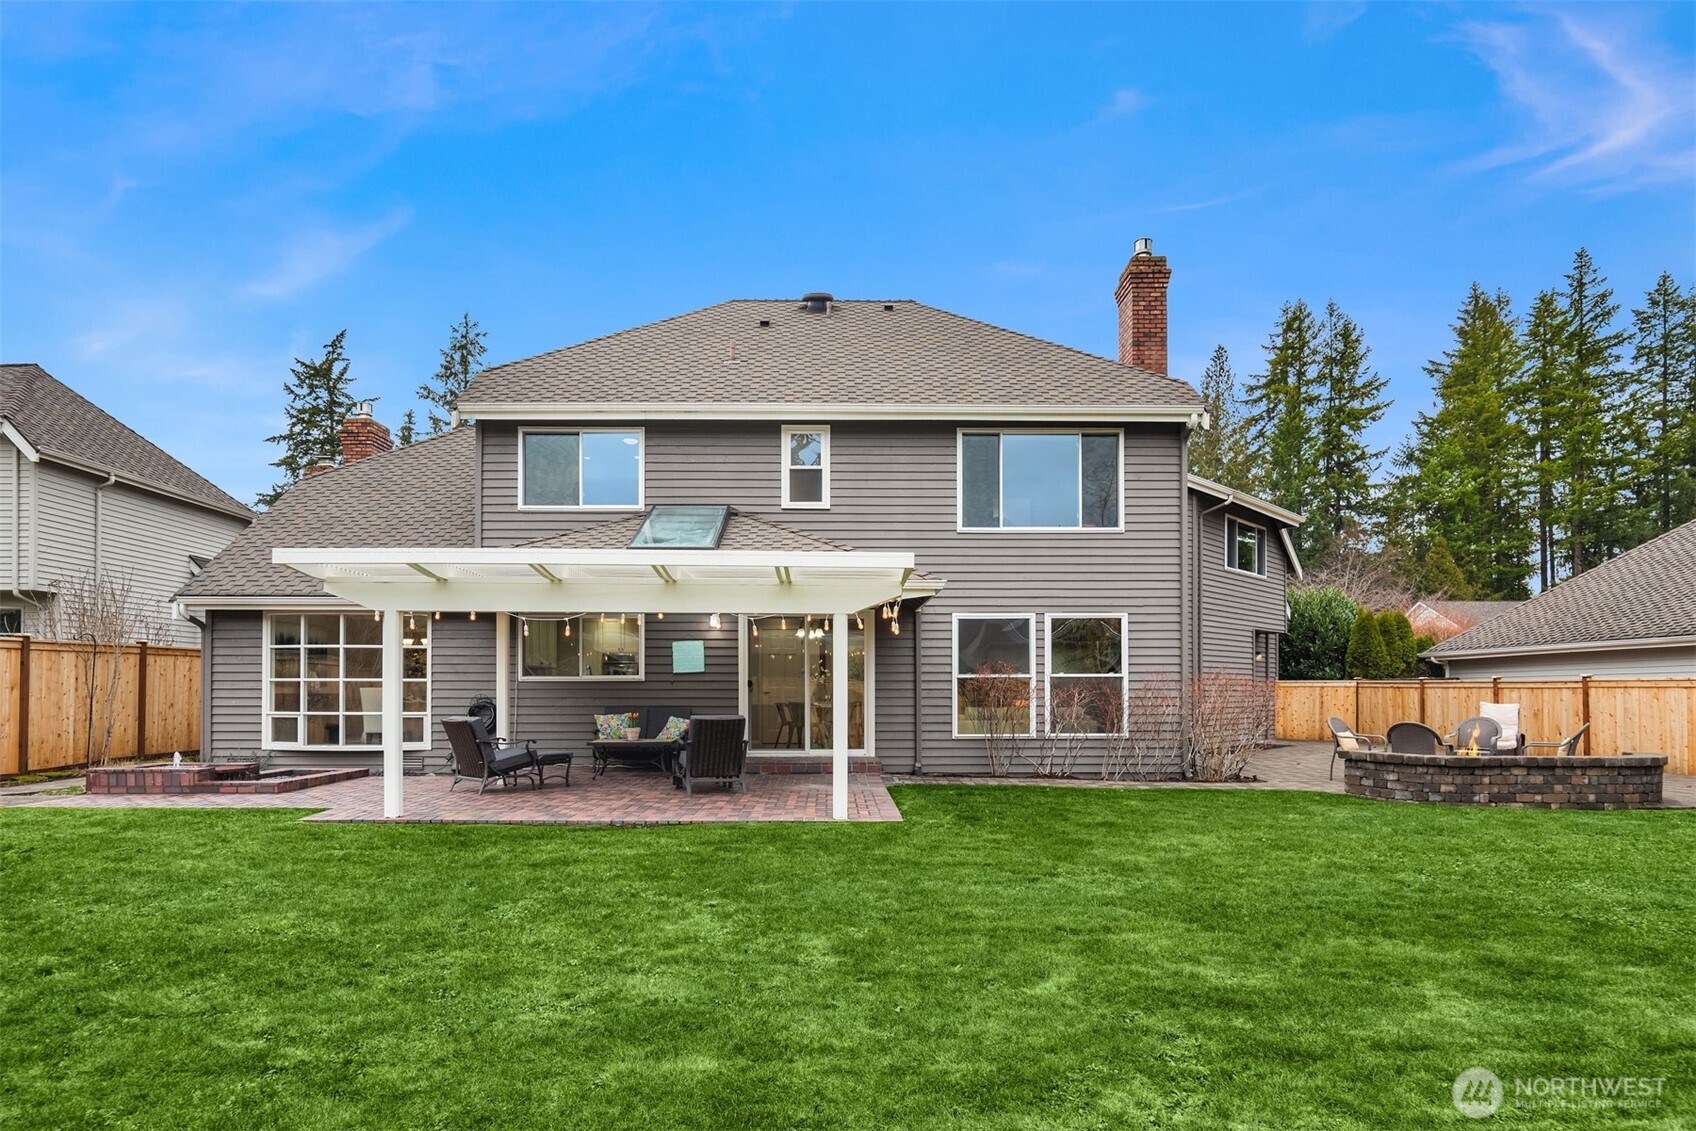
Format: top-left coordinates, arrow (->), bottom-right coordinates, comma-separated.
521,428 -> 643,508
960,430 -> 1120,529
521,614 -> 645,679
266,613 -> 428,748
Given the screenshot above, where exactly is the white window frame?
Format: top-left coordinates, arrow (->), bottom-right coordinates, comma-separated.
780,425 -> 831,509
262,610 -> 431,752
1226,516 -> 1270,578
516,426 -> 646,511
955,428 -> 1125,533
1043,613 -> 1129,736
0,606 -> 21,634
951,612 -> 1037,738
517,613 -> 647,681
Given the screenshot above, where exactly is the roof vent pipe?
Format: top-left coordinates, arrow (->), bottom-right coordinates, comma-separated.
1133,237 -> 1154,258
799,292 -> 834,314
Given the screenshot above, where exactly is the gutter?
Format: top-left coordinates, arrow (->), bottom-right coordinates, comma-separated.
1425,634 -> 1696,661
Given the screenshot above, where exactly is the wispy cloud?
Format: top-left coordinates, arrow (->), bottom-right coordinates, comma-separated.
1304,2 -> 1366,43
245,207 -> 414,301
1455,9 -> 1695,190
1096,88 -> 1146,122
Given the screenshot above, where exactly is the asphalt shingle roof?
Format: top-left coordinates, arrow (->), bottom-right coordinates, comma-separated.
1415,599 -> 1522,627
458,300 -> 1203,411
1427,520 -> 1696,655
1,363 -> 251,516
176,427 -> 477,599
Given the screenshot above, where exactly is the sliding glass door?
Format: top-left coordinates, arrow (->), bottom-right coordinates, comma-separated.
745,615 -> 867,752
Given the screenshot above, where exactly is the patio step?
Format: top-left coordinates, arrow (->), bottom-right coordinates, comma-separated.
747,754 -> 882,775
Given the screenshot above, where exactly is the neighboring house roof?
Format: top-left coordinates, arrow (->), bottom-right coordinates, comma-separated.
1408,599 -> 1521,629
176,427 -> 477,600
456,299 -> 1205,420
520,509 -> 860,554
1427,520 -> 1696,658
0,363 -> 252,519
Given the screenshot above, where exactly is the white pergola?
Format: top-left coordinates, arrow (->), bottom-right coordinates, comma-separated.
272,545 -> 930,820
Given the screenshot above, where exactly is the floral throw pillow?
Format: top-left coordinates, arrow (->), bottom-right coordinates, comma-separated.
595,713 -> 638,741
656,715 -> 690,742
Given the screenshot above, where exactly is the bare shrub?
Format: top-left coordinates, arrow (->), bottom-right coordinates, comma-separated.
38,569 -> 158,766
1188,670 -> 1275,782
1300,536 -> 1415,614
1022,681 -> 1094,778
1105,673 -> 1182,780
958,661 -> 1030,776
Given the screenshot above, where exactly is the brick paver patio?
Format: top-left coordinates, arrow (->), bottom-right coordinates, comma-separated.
10,767 -> 904,824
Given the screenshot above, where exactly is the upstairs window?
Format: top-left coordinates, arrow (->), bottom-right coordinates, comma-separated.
960,431 -> 1120,529
782,426 -> 830,508
1227,517 -> 1267,577
521,429 -> 643,508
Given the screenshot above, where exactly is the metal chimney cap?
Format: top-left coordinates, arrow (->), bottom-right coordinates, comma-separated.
799,292 -> 834,313
1133,237 -> 1154,258
351,400 -> 376,418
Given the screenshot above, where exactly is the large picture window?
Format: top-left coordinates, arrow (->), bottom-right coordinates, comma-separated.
959,430 -> 1120,529
521,614 -> 645,679
1227,517 -> 1267,577
953,614 -> 1035,736
1046,615 -> 1127,734
520,429 -> 643,508
266,613 -> 428,748
781,426 -> 830,508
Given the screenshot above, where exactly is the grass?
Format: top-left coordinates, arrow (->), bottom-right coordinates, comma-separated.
2,787 -> 1692,1129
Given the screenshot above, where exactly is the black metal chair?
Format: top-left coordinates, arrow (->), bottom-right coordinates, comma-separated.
676,715 -> 750,796
1452,716 -> 1502,756
1385,721 -> 1446,756
441,716 -> 573,792
1527,722 -> 1591,757
1326,716 -> 1386,780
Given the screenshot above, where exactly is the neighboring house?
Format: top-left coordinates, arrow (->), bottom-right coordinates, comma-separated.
1406,599 -> 1522,640
1425,520 -> 1696,678
1,364 -> 252,646
178,240 -> 1301,805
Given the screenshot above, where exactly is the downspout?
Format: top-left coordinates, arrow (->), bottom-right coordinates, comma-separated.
93,470 -> 118,577
10,440 -> 42,621
910,605 -> 923,775
1193,490 -> 1235,780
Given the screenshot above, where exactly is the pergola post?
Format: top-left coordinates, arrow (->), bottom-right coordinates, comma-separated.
831,611 -> 849,819
381,608 -> 405,818
493,612 -> 511,741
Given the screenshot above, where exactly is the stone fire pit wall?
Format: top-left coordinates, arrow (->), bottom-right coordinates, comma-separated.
1342,750 -> 1666,809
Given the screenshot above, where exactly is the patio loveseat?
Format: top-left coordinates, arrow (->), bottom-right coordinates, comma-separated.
589,706 -> 694,777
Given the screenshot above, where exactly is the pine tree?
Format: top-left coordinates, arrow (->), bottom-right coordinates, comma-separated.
1189,345 -> 1255,488
1309,303 -> 1390,561
1625,273 -> 1696,533
417,313 -> 487,434
396,409 -> 418,447
1376,609 -> 1417,677
258,330 -> 356,507
1521,290 -> 1570,591
1345,609 -> 1389,679
1418,536 -> 1472,598
1244,301 -> 1321,556
1556,248 -> 1630,575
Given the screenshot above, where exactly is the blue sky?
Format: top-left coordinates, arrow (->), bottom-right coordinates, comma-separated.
2,2 -> 1692,505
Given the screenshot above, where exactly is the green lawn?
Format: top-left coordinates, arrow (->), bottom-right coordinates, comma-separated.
2,787 -> 1692,1129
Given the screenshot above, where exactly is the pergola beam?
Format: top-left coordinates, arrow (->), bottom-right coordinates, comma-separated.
407,563 -> 447,582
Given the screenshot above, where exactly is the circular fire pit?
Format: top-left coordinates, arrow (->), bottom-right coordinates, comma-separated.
1341,750 -> 1666,809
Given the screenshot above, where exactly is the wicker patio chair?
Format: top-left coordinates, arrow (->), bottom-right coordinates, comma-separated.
1326,716 -> 1386,780
1385,721 -> 1447,756
1526,722 -> 1591,757
676,714 -> 749,796
1451,716 -> 1502,756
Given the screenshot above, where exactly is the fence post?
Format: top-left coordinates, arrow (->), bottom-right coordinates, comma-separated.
1580,674 -> 1592,755
15,635 -> 29,774
1418,678 -> 1427,725
1353,680 -> 1361,729
134,640 -> 149,758
1491,675 -> 1502,704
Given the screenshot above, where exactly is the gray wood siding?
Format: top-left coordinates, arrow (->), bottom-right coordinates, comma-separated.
98,484 -> 249,646
1443,645 -> 1696,680
481,420 -> 1186,775
1195,499 -> 1290,674
32,460 -> 98,590
207,610 -> 264,756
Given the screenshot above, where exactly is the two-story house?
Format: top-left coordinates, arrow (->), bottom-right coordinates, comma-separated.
2,363 -> 253,646
177,240 -> 1300,816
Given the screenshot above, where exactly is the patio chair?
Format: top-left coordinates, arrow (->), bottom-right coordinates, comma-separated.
1326,716 -> 1386,780
1451,716 -> 1502,756
1527,723 -> 1590,757
676,714 -> 749,796
1385,721 -> 1446,756
441,717 -> 572,793
1478,701 -> 1527,754
469,716 -> 573,787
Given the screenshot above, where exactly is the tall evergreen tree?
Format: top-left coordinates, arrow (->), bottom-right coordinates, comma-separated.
1344,609 -> 1390,679
258,330 -> 356,507
1417,535 -> 1472,599
1308,302 -> 1390,561
1244,301 -> 1321,555
1397,286 -> 1532,598
1189,344 -> 1255,488
1625,273 -> 1696,533
417,313 -> 487,434
1520,289 -> 1570,591
1556,248 -> 1630,575
396,409 -> 418,447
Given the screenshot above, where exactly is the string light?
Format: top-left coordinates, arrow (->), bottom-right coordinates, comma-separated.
469,610 -> 477,621
655,611 -> 664,620
709,613 -> 721,629
407,614 -> 417,633
779,616 -> 787,630
433,611 -> 441,621
374,610 -> 381,622
856,614 -> 864,630
751,621 -> 760,637
522,619 -> 530,638
564,619 -> 571,637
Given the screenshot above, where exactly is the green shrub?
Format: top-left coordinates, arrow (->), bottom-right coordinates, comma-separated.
1346,609 -> 1390,679
1376,609 -> 1418,677
1281,587 -> 1360,679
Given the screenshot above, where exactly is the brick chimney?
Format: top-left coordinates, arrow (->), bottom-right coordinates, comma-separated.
338,401 -> 392,465
1115,236 -> 1171,374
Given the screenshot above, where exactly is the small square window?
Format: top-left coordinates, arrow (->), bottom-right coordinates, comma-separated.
1227,518 -> 1268,577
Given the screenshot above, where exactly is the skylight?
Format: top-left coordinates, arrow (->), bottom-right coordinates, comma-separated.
628,505 -> 731,549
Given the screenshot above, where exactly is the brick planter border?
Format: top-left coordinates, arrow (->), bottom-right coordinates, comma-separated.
87,762 -> 368,796
1341,750 -> 1666,809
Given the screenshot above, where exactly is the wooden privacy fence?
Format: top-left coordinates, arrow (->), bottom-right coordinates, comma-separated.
1277,678 -> 1696,775
0,637 -> 201,775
